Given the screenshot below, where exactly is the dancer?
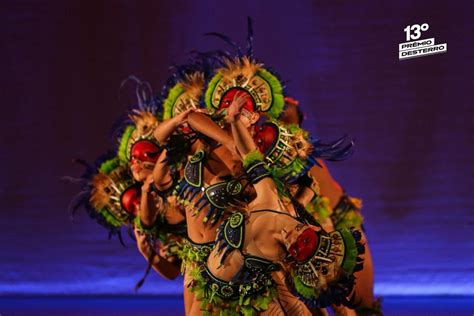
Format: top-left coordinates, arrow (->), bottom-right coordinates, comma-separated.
279,98 -> 379,314
69,153 -> 183,280
191,95 -> 364,315
69,18 -> 380,315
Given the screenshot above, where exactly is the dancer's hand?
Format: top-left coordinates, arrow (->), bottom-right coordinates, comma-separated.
141,175 -> 159,203
141,175 -> 164,215
173,108 -> 195,126
153,108 -> 197,144
226,91 -> 248,123
158,242 -> 180,262
134,229 -> 157,261
141,175 -> 154,193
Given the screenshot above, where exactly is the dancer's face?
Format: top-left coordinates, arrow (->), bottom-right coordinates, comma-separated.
253,123 -> 278,154
240,108 -> 260,128
219,88 -> 260,128
221,88 -> 254,111
129,140 -> 160,182
282,223 -> 319,263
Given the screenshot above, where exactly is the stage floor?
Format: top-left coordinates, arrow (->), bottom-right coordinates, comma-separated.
1,296 -> 473,315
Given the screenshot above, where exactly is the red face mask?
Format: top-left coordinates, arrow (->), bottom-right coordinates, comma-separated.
130,140 -> 161,164
219,88 -> 256,112
289,228 -> 319,263
120,185 -> 141,216
253,123 -> 278,154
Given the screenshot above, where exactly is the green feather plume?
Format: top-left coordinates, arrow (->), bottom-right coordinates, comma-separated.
242,150 -> 264,168
98,158 -> 120,174
133,216 -> 158,237
268,167 -> 289,198
286,123 -> 309,138
204,73 -> 223,113
163,83 -> 185,119
117,126 -> 135,163
340,228 -> 358,274
98,208 -> 124,227
257,69 -> 284,120
292,273 -> 317,299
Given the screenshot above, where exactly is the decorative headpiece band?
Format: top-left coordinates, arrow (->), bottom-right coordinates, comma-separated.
204,57 -> 285,119
162,72 -> 205,119
254,121 -> 355,183
253,121 -> 315,181
117,110 -> 161,163
67,154 -> 139,245
90,158 -> 139,226
202,18 -> 285,119
290,228 -> 365,307
114,76 -> 163,164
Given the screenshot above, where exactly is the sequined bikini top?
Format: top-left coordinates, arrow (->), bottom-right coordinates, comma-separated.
216,212 -> 281,277
175,150 -> 243,226
201,212 -> 282,300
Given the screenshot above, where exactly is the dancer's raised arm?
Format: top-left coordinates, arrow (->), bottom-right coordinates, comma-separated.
152,109 -> 193,144
187,111 -> 236,154
226,91 -> 282,210
139,175 -> 162,226
151,150 -> 174,192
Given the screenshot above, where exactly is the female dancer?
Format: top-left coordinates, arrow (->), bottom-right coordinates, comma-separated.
148,68 -> 310,315
191,95 -> 365,315
69,153 -> 183,280
201,55 -> 377,313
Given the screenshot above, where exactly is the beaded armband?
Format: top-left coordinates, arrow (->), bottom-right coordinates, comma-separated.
244,160 -> 270,184
243,150 -> 270,184
149,181 -> 176,199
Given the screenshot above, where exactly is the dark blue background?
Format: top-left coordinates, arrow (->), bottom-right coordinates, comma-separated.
1,0 -> 473,297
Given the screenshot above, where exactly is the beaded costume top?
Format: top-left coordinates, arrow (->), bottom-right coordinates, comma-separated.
175,149 -> 243,226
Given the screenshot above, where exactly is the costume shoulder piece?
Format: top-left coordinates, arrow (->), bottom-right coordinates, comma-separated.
175,149 -> 205,204
176,150 -> 244,226
184,149 -> 205,187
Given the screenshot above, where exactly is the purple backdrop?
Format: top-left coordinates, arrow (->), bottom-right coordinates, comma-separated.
1,0 -> 473,296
